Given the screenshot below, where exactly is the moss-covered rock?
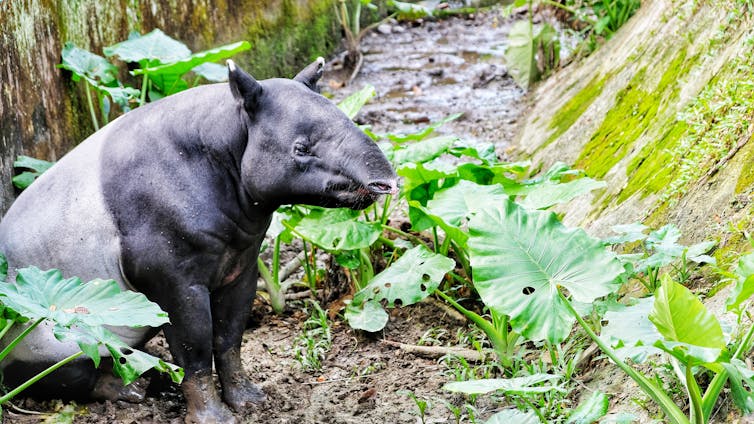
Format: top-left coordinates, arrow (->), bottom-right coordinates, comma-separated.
515,1 -> 754,248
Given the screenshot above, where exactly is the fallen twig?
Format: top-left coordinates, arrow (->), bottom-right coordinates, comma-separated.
285,289 -> 323,300
380,339 -> 487,362
421,296 -> 467,323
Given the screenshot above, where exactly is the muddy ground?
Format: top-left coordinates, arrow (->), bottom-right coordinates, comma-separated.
4,8 -> 531,424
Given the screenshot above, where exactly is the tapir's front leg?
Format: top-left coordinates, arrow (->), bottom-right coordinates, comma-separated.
159,284 -> 237,424
211,266 -> 266,411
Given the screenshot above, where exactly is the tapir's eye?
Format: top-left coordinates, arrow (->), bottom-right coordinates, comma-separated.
294,142 -> 312,157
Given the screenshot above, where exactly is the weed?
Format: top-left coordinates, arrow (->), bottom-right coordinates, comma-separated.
292,300 -> 333,372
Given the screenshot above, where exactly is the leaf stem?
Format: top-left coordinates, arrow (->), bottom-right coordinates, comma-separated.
0,318 -> 44,363
686,362 -> 704,424
0,320 -> 14,341
139,74 -> 149,106
85,84 -> 100,131
557,290 -> 690,424
701,319 -> 754,420
0,351 -> 84,405
435,290 -> 511,368
381,225 -> 430,250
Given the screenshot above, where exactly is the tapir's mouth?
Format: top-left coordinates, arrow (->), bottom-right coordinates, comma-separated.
328,178 -> 397,210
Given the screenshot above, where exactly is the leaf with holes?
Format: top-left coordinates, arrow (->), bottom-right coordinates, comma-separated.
346,246 -> 454,332
54,324 -> 183,385
468,199 -> 624,343
293,208 -> 381,251
0,267 -> 169,328
352,245 -> 454,307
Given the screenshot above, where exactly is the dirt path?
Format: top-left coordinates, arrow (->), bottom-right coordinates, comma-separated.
4,8 -> 527,424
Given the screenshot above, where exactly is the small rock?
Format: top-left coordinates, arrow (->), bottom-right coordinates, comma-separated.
377,23 -> 392,35
392,25 -> 405,33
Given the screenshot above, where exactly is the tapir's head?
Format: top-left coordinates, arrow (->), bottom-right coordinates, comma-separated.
227,59 -> 398,210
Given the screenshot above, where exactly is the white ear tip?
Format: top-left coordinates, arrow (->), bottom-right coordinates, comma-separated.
227,59 -> 237,72
316,57 -> 325,67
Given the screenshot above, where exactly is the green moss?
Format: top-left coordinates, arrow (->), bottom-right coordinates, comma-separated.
575,49 -> 691,180
542,74 -> 607,149
617,120 -> 688,203
241,0 -> 340,79
735,135 -> 754,194
574,68 -> 656,179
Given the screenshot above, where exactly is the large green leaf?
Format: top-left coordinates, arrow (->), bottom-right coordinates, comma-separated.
600,297 -> 662,363
603,222 -> 649,245
54,324 -> 183,385
131,41 -> 250,77
351,245 -> 454,307
337,84 -> 375,120
566,390 -> 609,424
505,20 -> 537,89
0,267 -> 169,328
727,252 -> 754,312
192,62 -> 228,82
392,135 -> 458,166
293,208 -> 381,251
346,246 -> 454,332
443,374 -> 562,395
426,180 -> 506,227
518,178 -> 606,210
486,410 -> 541,424
384,113 -> 462,143
649,276 -> 725,351
59,43 -> 118,85
468,199 -> 624,343
104,29 -> 191,66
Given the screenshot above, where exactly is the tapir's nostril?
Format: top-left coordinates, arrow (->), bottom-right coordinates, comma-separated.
367,181 -> 399,195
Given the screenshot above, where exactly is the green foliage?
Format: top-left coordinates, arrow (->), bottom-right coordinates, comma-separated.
468,199 -> 624,343
443,374 -> 562,395
12,156 -> 54,190
293,300 -> 332,372
0,259 -> 182,410
566,390 -> 609,424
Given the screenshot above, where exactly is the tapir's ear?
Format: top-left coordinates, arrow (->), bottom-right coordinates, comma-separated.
227,60 -> 262,110
293,57 -> 325,91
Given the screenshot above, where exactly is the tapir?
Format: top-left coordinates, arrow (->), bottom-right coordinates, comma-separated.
0,58 -> 397,423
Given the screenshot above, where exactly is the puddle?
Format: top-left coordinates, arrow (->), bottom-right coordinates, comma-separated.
324,8 -> 525,154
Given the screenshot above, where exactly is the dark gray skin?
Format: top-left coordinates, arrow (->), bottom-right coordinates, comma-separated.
0,59 -> 397,423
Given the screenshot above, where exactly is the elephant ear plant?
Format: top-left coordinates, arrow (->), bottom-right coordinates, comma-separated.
0,254 -> 183,418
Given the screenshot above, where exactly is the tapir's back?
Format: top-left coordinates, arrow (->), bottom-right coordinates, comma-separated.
0,124 -> 123,287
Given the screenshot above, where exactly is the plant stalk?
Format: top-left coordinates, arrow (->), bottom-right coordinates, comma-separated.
557,290 -> 690,424
686,362 -> 705,424
85,85 -> 100,131
701,318 -> 754,420
0,320 -> 14,341
0,318 -> 44,363
0,351 -> 84,405
435,290 -> 511,368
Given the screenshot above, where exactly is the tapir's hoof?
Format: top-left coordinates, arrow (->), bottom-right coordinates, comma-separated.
91,373 -> 147,403
185,403 -> 237,424
223,380 -> 266,412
